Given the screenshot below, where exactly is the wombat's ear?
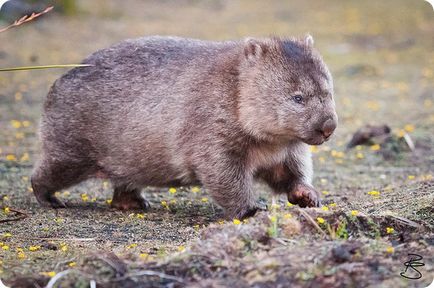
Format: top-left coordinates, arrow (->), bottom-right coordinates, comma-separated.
244,38 -> 268,60
304,34 -> 314,48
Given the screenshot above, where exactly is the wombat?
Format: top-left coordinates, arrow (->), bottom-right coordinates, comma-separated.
31,35 -> 337,219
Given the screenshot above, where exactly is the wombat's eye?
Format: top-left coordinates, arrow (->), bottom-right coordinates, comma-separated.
292,95 -> 304,104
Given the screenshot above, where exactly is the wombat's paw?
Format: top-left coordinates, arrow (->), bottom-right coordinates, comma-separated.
233,204 -> 266,220
111,196 -> 151,211
35,194 -> 66,209
287,183 -> 321,208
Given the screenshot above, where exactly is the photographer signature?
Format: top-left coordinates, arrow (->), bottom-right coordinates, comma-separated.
400,253 -> 424,280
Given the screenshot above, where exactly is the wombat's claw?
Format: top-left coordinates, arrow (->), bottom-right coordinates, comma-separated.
238,204 -> 267,220
288,184 -> 321,208
37,195 -> 66,209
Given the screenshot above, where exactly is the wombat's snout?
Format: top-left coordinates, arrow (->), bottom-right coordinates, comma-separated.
318,118 -> 337,139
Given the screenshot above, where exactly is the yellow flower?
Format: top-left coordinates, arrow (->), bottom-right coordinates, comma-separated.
218,220 -> 225,225
191,186 -> 200,193
243,219 -> 248,224
370,144 -> 381,151
40,271 -> 56,277
168,187 -> 177,194
201,197 -> 208,203
321,206 -> 329,211
396,129 -> 406,138
68,262 -> 76,267
20,153 -> 29,162
386,227 -> 394,234
366,100 -> 380,111
270,203 -> 280,210
269,215 -> 277,223
28,245 -> 41,252
407,175 -> 415,180
103,181 -> 109,189
2,245 -> 9,250
81,194 -> 89,202
126,243 -> 137,249
10,120 -> 22,129
355,145 -> 363,151
386,246 -> 394,254
54,218 -> 64,224
177,245 -> 186,252
90,197 -> 97,202
106,199 -> 112,205
139,253 -> 154,261
170,199 -> 176,204
136,213 -> 145,219
3,233 -> 12,237
4,207 -> 10,214
22,120 -> 31,127
15,92 -> 23,101
356,152 -> 364,159
329,203 -> 337,208
309,146 -> 319,153
283,213 -> 292,219
161,200 -> 168,209
6,154 -> 17,161
316,217 -> 325,224
423,174 -> 433,180
193,224 -> 200,230
404,124 -> 415,133
233,219 -> 241,225
17,252 -> 26,259
351,210 -> 359,216
60,243 -> 68,252
3,196 -> 9,201
286,202 -> 294,207
322,191 -> 329,195
15,132 -> 24,139
367,190 -> 380,196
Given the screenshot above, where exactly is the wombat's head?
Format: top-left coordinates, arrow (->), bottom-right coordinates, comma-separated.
238,35 -> 337,145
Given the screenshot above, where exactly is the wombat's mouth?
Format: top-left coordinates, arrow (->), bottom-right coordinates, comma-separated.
302,134 -> 331,146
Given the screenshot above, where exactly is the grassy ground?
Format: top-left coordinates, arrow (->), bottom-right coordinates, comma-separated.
0,0 -> 433,287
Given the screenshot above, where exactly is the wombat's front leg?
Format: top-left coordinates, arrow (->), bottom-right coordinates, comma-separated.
256,146 -> 321,207
198,159 -> 258,220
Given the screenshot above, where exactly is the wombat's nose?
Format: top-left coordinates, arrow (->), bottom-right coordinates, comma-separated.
320,119 -> 337,138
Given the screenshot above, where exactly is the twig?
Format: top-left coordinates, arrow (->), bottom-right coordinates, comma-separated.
13,236 -> 96,242
0,64 -> 93,72
94,252 -> 127,276
388,215 -> 420,228
296,208 -> 328,238
114,270 -> 185,283
54,257 -> 77,270
0,207 -> 29,223
0,6 -> 53,33
45,269 -> 71,288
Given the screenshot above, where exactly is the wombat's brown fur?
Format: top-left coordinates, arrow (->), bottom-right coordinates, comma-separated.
31,35 -> 337,219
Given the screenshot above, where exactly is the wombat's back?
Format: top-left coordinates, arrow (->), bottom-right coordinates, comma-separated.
38,36 -> 240,186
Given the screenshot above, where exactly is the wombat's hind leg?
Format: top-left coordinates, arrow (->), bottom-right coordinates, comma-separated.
111,185 -> 150,211
31,159 -> 91,208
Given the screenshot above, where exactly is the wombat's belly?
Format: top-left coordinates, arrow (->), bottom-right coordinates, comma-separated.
96,147 -> 201,188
